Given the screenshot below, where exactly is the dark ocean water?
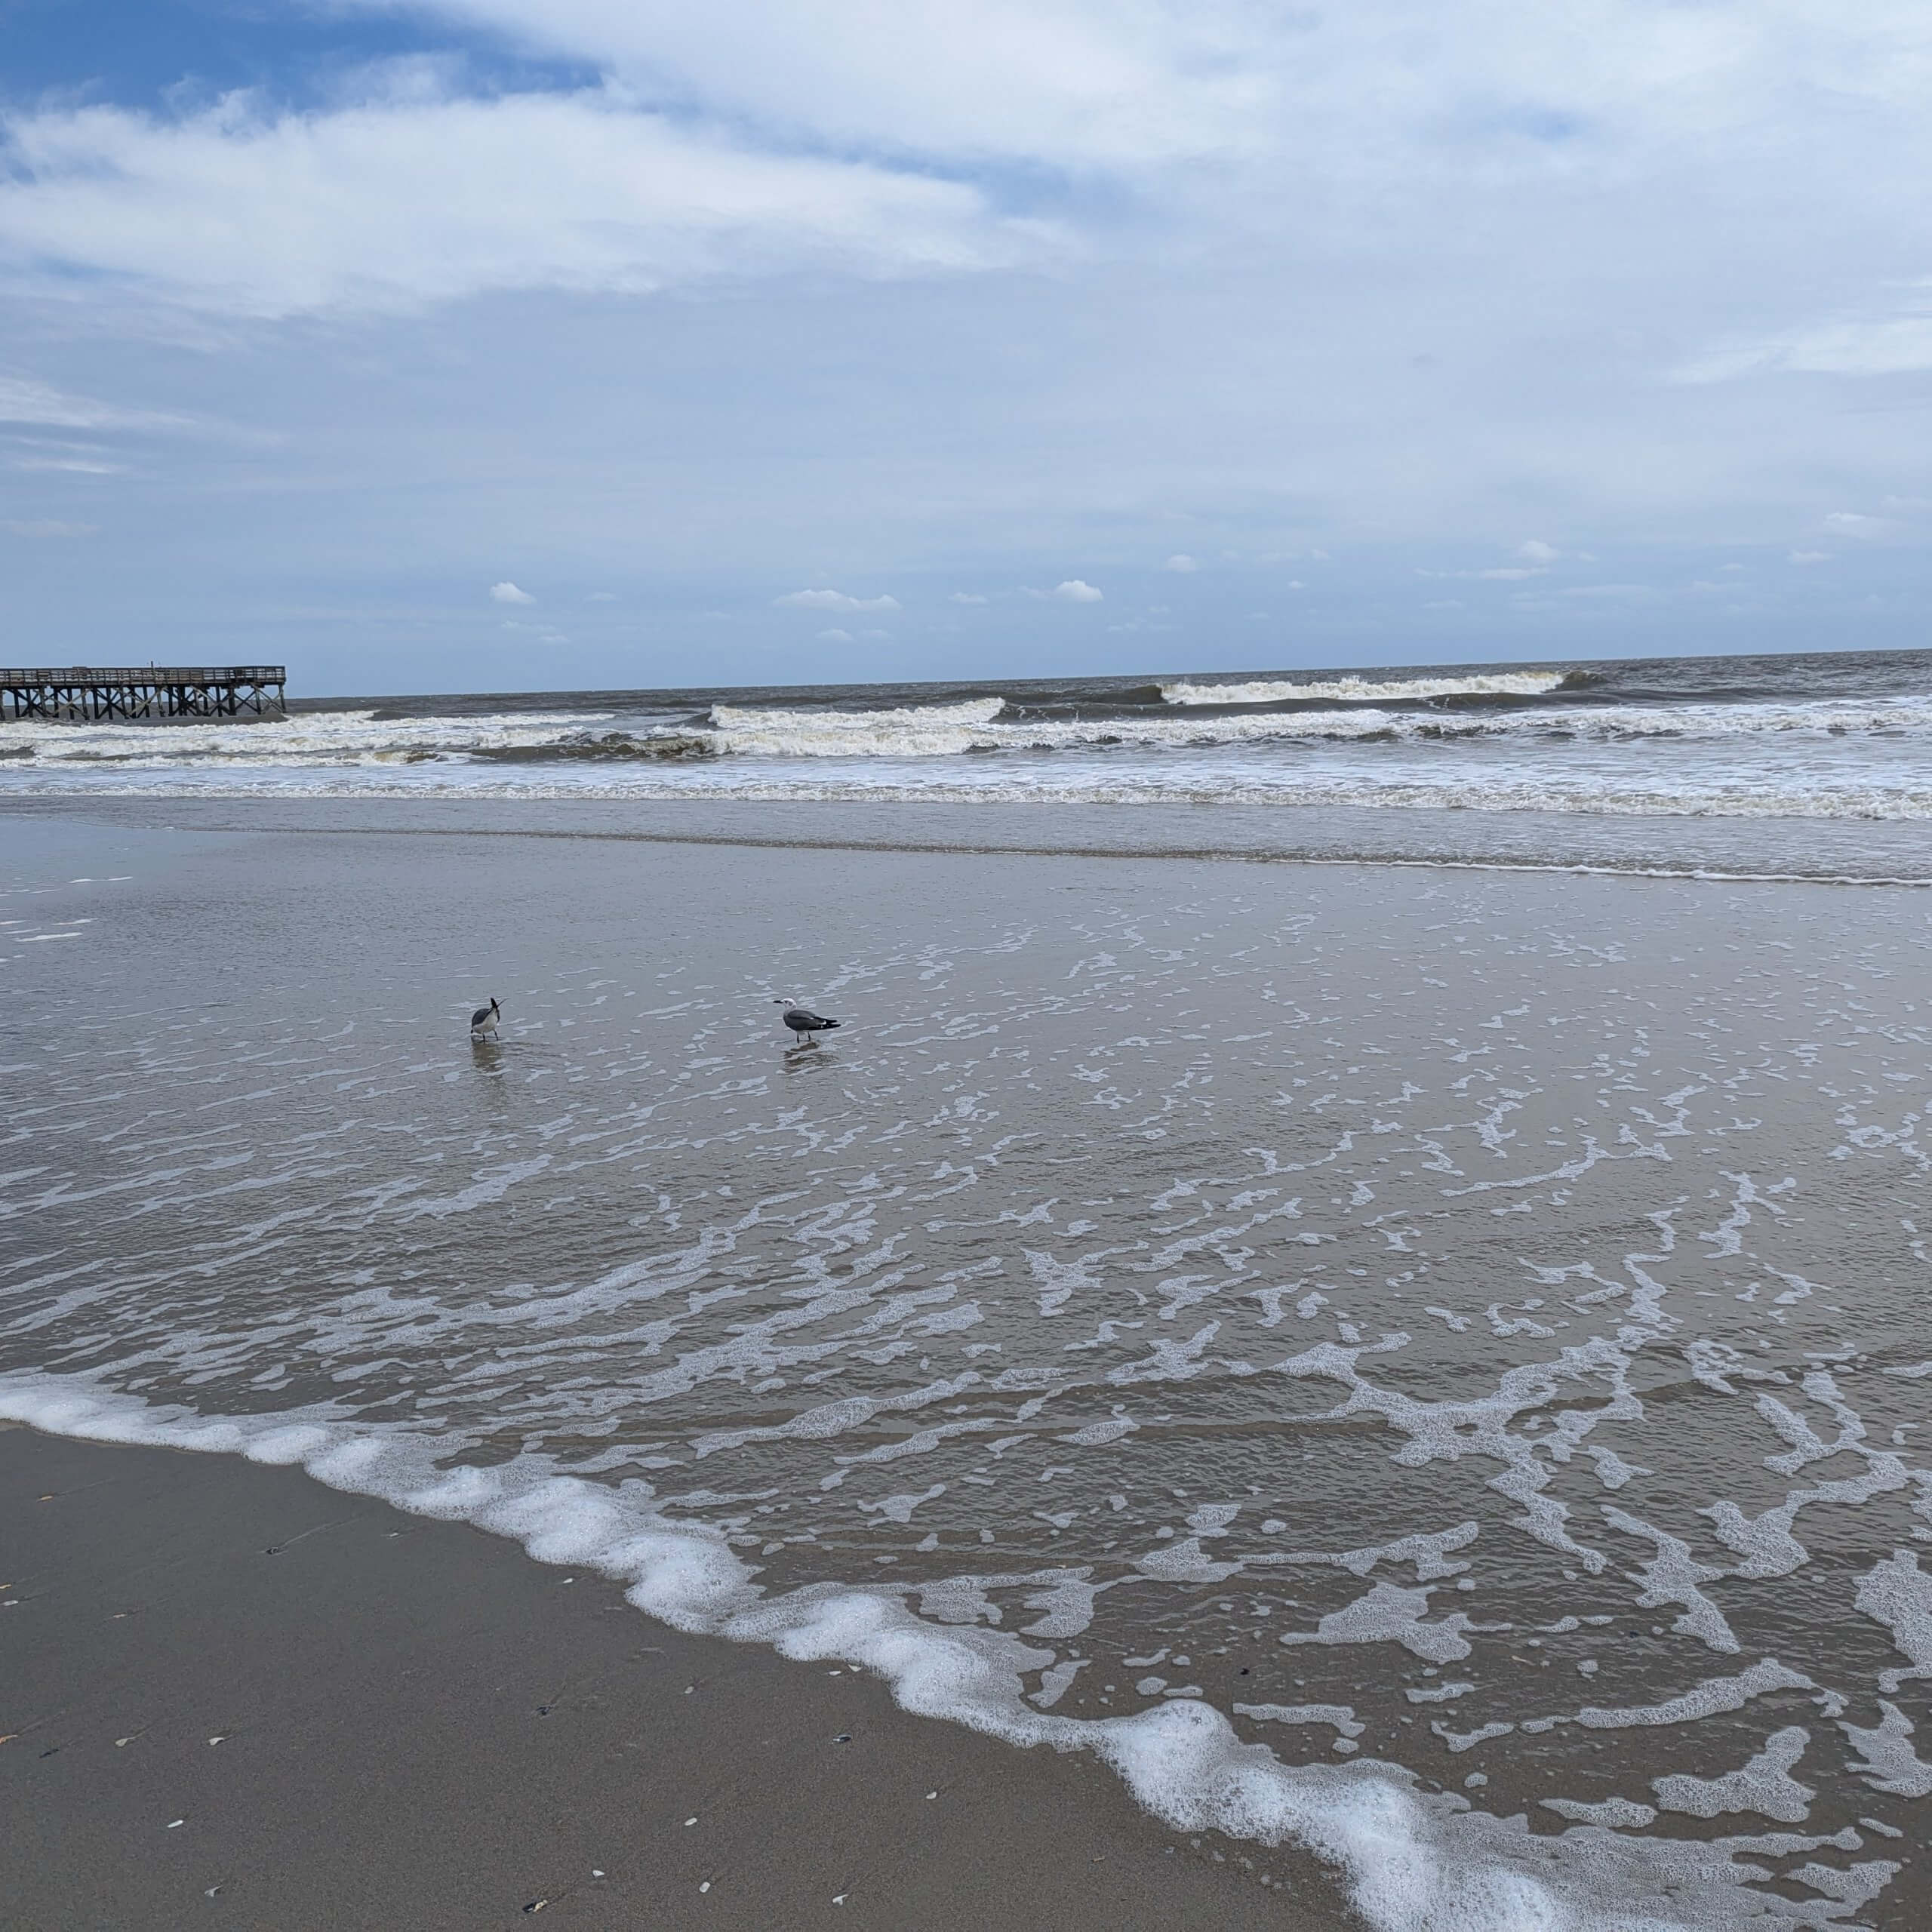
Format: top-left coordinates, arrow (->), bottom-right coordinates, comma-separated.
299,644 -> 1932,724
1,650 -> 1928,849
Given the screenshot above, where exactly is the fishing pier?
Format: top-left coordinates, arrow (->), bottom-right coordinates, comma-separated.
0,666 -> 288,723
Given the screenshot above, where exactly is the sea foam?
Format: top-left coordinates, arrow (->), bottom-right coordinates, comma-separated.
1161,671 -> 1568,705
0,1371 -> 1781,1931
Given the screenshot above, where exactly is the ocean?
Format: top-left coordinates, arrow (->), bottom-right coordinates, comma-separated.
1,647 -> 1929,851
5,645 -> 1932,1928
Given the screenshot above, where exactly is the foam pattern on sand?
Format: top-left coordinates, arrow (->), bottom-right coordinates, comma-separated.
0,1371 -> 1879,1932
5,860 -> 1932,1926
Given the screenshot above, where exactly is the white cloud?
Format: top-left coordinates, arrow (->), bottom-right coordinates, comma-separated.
1788,549 -> 1830,564
1823,510 -> 1894,536
585,590 -> 616,601
1164,553 -> 1198,572
3,518 -> 98,537
1517,539 -> 1560,562
17,0 -> 1932,681
8,454 -> 127,474
354,0 -> 1932,207
0,375 -> 186,430
489,580 -> 535,603
342,0 -> 1269,169
1053,578 -> 1102,601
1681,309 -> 1932,383
0,87 -> 1048,318
948,590 -> 988,604
814,626 -> 853,642
776,588 -> 901,611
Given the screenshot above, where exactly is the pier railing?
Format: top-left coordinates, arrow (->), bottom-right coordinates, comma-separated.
0,666 -> 288,721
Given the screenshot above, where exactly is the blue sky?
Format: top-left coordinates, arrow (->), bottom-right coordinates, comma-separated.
3,1 -> 1931,696
0,0 -> 594,106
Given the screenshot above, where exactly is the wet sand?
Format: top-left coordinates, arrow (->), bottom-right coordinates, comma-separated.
1,1425 -> 1334,1930
7,799 -> 1932,1929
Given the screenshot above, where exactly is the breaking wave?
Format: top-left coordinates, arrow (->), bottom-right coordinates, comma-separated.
11,694 -> 1932,774
4,650 -> 1931,829
709,697 -> 1006,758
1160,671 -> 1571,706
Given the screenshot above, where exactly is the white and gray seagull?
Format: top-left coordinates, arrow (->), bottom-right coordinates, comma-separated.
774,997 -> 840,1045
469,996 -> 501,1038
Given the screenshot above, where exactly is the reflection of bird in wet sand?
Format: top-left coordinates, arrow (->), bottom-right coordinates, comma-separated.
469,996 -> 501,1038
774,998 -> 840,1045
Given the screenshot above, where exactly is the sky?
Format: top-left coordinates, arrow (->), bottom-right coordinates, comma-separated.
3,1 -> 1931,696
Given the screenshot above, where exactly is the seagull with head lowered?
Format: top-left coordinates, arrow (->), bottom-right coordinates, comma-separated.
774,997 -> 840,1044
469,996 -> 501,1038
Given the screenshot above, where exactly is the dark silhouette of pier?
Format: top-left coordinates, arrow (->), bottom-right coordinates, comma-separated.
0,666 -> 288,722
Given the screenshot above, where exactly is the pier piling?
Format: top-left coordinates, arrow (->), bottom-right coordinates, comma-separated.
0,666 -> 288,723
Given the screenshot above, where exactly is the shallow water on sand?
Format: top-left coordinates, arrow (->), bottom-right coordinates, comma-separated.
5,809 -> 1932,1927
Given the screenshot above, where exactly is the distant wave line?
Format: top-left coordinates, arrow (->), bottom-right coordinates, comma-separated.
1160,670 -> 1570,705
12,691 -> 1932,769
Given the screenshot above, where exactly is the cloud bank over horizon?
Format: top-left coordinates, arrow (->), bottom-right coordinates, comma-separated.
3,0 -> 1931,692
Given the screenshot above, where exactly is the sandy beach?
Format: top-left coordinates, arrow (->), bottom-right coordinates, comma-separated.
5,797 -> 1931,1929
13,0 -> 1932,1901
1,1424 -> 1320,1930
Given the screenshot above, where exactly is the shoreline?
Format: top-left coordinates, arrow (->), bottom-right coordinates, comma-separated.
4,789 -> 1930,888
1,1424 -> 1337,1930
8,800 -> 1928,1929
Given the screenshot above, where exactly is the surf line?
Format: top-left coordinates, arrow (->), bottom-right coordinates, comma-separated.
59,815 -> 1932,891
0,1367 -> 1764,1932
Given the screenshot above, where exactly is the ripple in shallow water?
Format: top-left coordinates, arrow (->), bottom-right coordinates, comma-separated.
5,817 -> 1931,1927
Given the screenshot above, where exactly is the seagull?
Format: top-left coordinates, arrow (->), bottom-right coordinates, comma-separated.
774,997 -> 840,1044
470,996 -> 501,1038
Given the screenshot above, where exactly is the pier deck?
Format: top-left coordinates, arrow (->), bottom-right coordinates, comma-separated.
0,666 -> 288,722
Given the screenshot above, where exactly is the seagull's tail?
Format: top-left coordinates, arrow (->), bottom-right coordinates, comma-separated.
823,1018 -> 841,1029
